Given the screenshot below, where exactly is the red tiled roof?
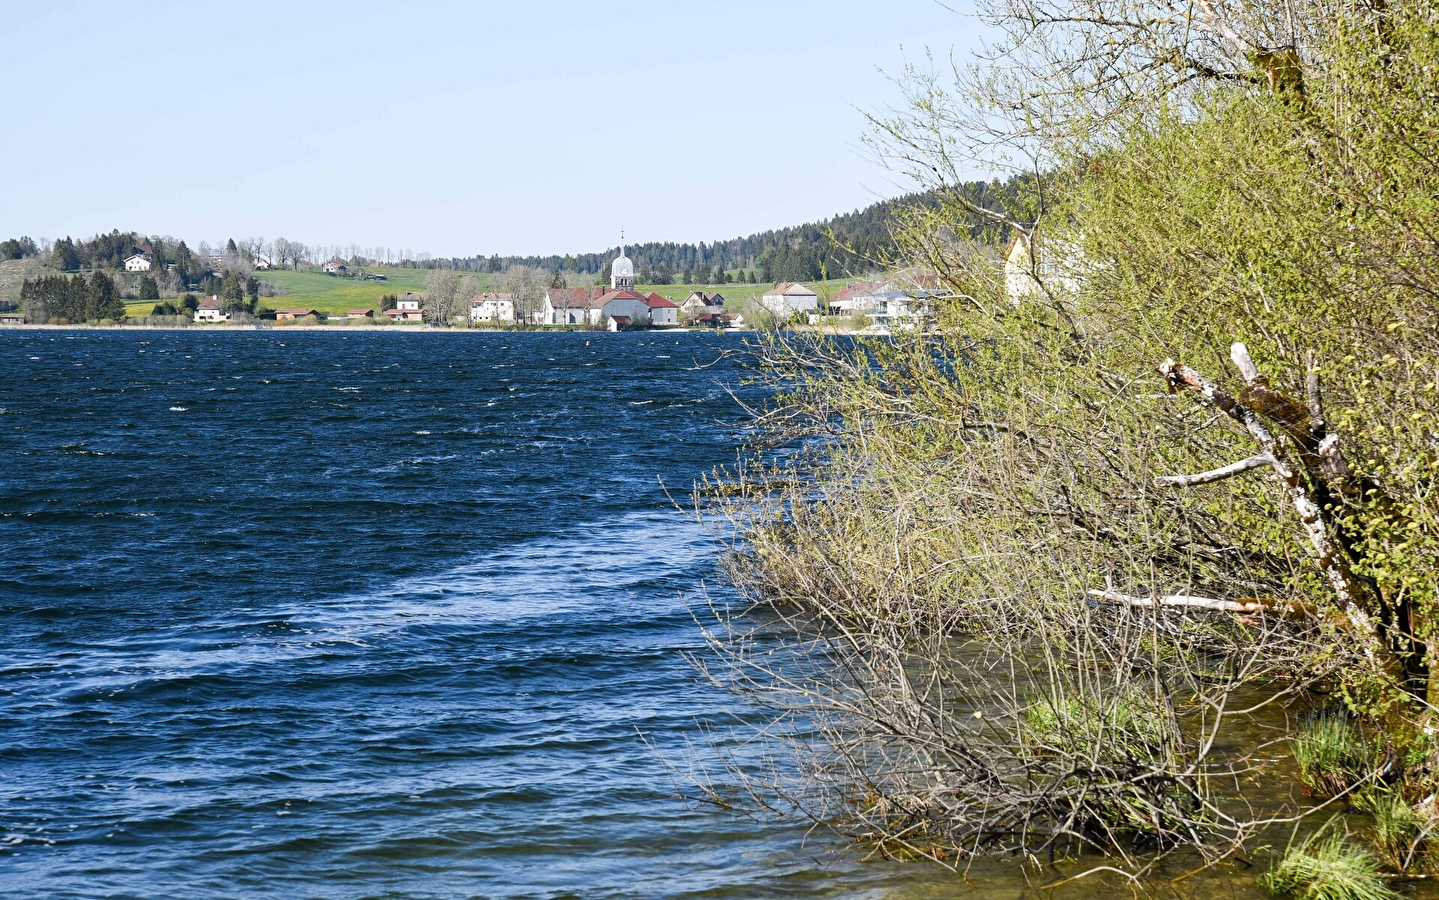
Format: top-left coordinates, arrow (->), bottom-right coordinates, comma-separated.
198,296 -> 222,310
832,281 -> 889,302
275,309 -> 321,316
546,288 -> 605,308
644,293 -> 677,308
348,309 -> 373,316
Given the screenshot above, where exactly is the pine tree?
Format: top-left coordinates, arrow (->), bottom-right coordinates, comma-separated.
138,275 -> 160,301
87,271 -> 122,321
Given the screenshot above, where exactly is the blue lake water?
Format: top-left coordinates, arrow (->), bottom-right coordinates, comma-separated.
0,331 -> 959,899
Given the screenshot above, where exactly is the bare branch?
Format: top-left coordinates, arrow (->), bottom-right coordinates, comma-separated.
1154,453 -> 1274,486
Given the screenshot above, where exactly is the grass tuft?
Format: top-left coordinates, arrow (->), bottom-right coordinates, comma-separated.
1259,830 -> 1401,900
1292,714 -> 1378,797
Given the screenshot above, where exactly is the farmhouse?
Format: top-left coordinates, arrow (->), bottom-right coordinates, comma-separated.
540,288 -> 604,325
645,292 -> 679,327
124,253 -> 152,272
194,296 -> 229,323
680,291 -> 724,322
274,308 -> 325,322
469,293 -> 516,324
385,294 -> 423,322
322,259 -> 348,275
596,289 -> 652,327
760,282 -> 819,317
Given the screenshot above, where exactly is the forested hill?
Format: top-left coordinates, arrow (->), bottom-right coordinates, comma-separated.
464,181 -> 1014,283
0,179 -> 1019,286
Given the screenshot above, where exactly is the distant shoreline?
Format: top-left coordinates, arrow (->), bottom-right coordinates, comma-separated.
0,323 -> 737,334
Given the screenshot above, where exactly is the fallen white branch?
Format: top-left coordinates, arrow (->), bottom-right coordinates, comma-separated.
1154,453 -> 1274,487
1089,589 -> 1257,613
1089,589 -> 1320,621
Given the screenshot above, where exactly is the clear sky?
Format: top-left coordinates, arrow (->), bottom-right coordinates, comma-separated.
0,0 -> 986,258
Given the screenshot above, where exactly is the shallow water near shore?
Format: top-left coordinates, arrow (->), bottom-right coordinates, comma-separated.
0,330 -> 1403,899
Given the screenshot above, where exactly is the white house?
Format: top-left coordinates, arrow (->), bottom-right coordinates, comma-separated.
760,282 -> 819,317
469,293 -> 516,324
598,289 -> 652,327
540,288 -> 604,325
645,293 -> 679,327
252,255 -> 272,270
385,293 -> 424,322
124,254 -> 152,272
1004,231 -> 1084,304
194,296 -> 229,323
680,291 -> 724,322
322,259 -> 348,275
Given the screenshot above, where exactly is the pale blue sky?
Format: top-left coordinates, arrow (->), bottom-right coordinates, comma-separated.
0,1 -> 985,257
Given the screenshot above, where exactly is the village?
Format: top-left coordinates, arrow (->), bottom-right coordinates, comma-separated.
0,233 -> 1052,331
184,243 -> 969,331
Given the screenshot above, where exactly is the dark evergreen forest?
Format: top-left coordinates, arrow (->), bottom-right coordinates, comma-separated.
448,182 -> 1016,281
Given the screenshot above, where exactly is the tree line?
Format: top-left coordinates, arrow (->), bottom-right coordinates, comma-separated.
420,185 -> 1018,281
20,272 -> 125,324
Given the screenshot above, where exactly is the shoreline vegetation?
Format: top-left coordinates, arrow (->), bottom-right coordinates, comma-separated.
695,2 -> 1439,898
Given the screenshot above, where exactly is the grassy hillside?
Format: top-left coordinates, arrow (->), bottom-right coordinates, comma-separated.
254,267 -> 438,314
122,266 -> 450,319
0,258 -> 42,305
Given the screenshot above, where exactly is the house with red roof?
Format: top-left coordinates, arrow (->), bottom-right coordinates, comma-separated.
194,296 -> 229,323
596,289 -> 652,327
644,292 -> 679,327
680,291 -> 724,323
469,293 -> 516,324
540,287 -> 605,325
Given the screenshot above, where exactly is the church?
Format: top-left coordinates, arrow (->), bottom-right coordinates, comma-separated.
537,242 -> 679,328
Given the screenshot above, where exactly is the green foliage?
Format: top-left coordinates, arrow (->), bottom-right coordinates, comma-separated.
21,271 -> 121,323
1292,715 -> 1379,797
1259,830 -> 1400,900
1355,788 -> 1434,872
137,275 -> 159,301
710,0 -> 1439,875
0,236 -> 36,259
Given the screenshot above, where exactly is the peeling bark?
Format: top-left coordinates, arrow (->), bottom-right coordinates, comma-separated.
1157,347 -> 1406,690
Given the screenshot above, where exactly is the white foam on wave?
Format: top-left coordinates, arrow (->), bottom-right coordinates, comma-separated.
18,512 -> 719,695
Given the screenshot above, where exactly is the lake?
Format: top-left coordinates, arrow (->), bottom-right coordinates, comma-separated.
0,330 -> 967,899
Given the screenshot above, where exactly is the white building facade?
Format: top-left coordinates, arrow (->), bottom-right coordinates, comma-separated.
469,294 -> 516,324
760,282 -> 819,317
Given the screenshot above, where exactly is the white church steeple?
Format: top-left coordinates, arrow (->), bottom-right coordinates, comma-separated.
610,230 -> 634,291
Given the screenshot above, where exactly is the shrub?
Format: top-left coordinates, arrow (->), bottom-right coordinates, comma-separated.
1259,830 -> 1399,900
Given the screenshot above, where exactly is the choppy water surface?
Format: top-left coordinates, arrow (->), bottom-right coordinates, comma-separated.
1,330 -> 981,899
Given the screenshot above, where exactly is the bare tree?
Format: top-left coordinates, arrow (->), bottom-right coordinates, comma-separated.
499,265 -> 549,325
422,269 -> 475,326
